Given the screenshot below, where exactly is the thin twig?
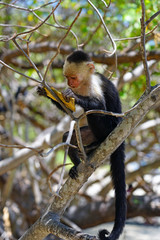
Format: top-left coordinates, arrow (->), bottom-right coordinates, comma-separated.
101,0 -> 111,8
0,23 -> 33,29
87,0 -> 116,57
47,163 -> 71,195
79,99 -> 150,121
145,10 -> 160,26
8,2 -> 61,40
79,110 -> 124,121
0,1 -> 78,44
0,60 -> 41,83
114,25 -> 157,42
31,10 -> 79,45
52,12 -> 79,49
81,9 -> 107,47
43,8 -> 82,82
12,38 -> 43,82
87,0 -> 117,75
0,142 -> 76,158
41,142 -> 77,157
140,0 -> 151,91
0,2 -> 32,11
33,1 -> 59,11
0,1 -> 59,12
74,119 -> 87,161
57,121 -> 76,194
0,143 -> 42,154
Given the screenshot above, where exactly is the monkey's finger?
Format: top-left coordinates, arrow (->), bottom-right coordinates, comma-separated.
37,86 -> 47,96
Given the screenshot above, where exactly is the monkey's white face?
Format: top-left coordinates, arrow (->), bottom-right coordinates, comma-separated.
65,75 -> 80,88
63,60 -> 95,90
63,60 -> 103,98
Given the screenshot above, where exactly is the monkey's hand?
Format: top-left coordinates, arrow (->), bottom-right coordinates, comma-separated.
62,88 -> 76,102
37,85 -> 47,97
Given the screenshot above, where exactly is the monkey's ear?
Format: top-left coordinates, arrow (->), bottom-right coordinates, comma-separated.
87,63 -> 95,73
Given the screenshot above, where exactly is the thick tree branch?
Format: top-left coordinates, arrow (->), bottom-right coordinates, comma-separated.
65,194 -> 160,229
0,115 -> 71,175
2,42 -> 160,66
99,154 -> 160,197
123,60 -> 156,84
19,85 -> 160,240
140,0 -> 151,91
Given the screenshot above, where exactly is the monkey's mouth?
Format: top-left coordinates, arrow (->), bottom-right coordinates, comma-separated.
70,85 -> 76,88
68,82 -> 79,88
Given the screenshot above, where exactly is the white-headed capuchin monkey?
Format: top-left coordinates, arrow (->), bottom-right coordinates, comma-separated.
37,50 -> 126,240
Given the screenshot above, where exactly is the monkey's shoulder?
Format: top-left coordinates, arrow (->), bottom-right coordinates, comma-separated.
95,73 -> 118,96
95,72 -> 115,87
95,73 -> 122,112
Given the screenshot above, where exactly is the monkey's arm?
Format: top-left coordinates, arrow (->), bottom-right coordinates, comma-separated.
37,86 -> 66,113
63,88 -> 114,139
63,88 -> 106,111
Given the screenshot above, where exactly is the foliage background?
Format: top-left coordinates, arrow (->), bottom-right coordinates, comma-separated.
0,0 -> 160,239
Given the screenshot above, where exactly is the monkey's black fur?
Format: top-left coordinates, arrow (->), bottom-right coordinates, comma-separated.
37,50 -> 126,240
67,50 -> 91,63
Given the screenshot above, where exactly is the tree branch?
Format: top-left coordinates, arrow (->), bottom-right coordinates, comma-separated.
140,0 -> 151,91
145,10 -> 160,26
19,85 -> 160,240
2,43 -> 160,66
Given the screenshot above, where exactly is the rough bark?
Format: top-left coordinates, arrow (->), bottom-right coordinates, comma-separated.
2,41 -> 160,66
65,195 -> 160,229
18,85 -> 160,240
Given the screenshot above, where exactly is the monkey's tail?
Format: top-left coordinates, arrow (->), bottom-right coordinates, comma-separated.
98,142 -> 126,240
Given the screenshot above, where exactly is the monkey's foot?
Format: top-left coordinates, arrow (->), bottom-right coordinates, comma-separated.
69,166 -> 78,179
78,150 -> 85,159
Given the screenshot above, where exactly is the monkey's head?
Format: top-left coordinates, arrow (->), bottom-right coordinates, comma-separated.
63,50 -> 95,89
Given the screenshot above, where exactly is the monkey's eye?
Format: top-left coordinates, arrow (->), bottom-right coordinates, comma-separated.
70,76 -> 76,80
64,75 -> 76,79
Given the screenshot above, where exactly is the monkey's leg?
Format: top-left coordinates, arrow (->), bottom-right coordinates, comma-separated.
63,126 -> 97,179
